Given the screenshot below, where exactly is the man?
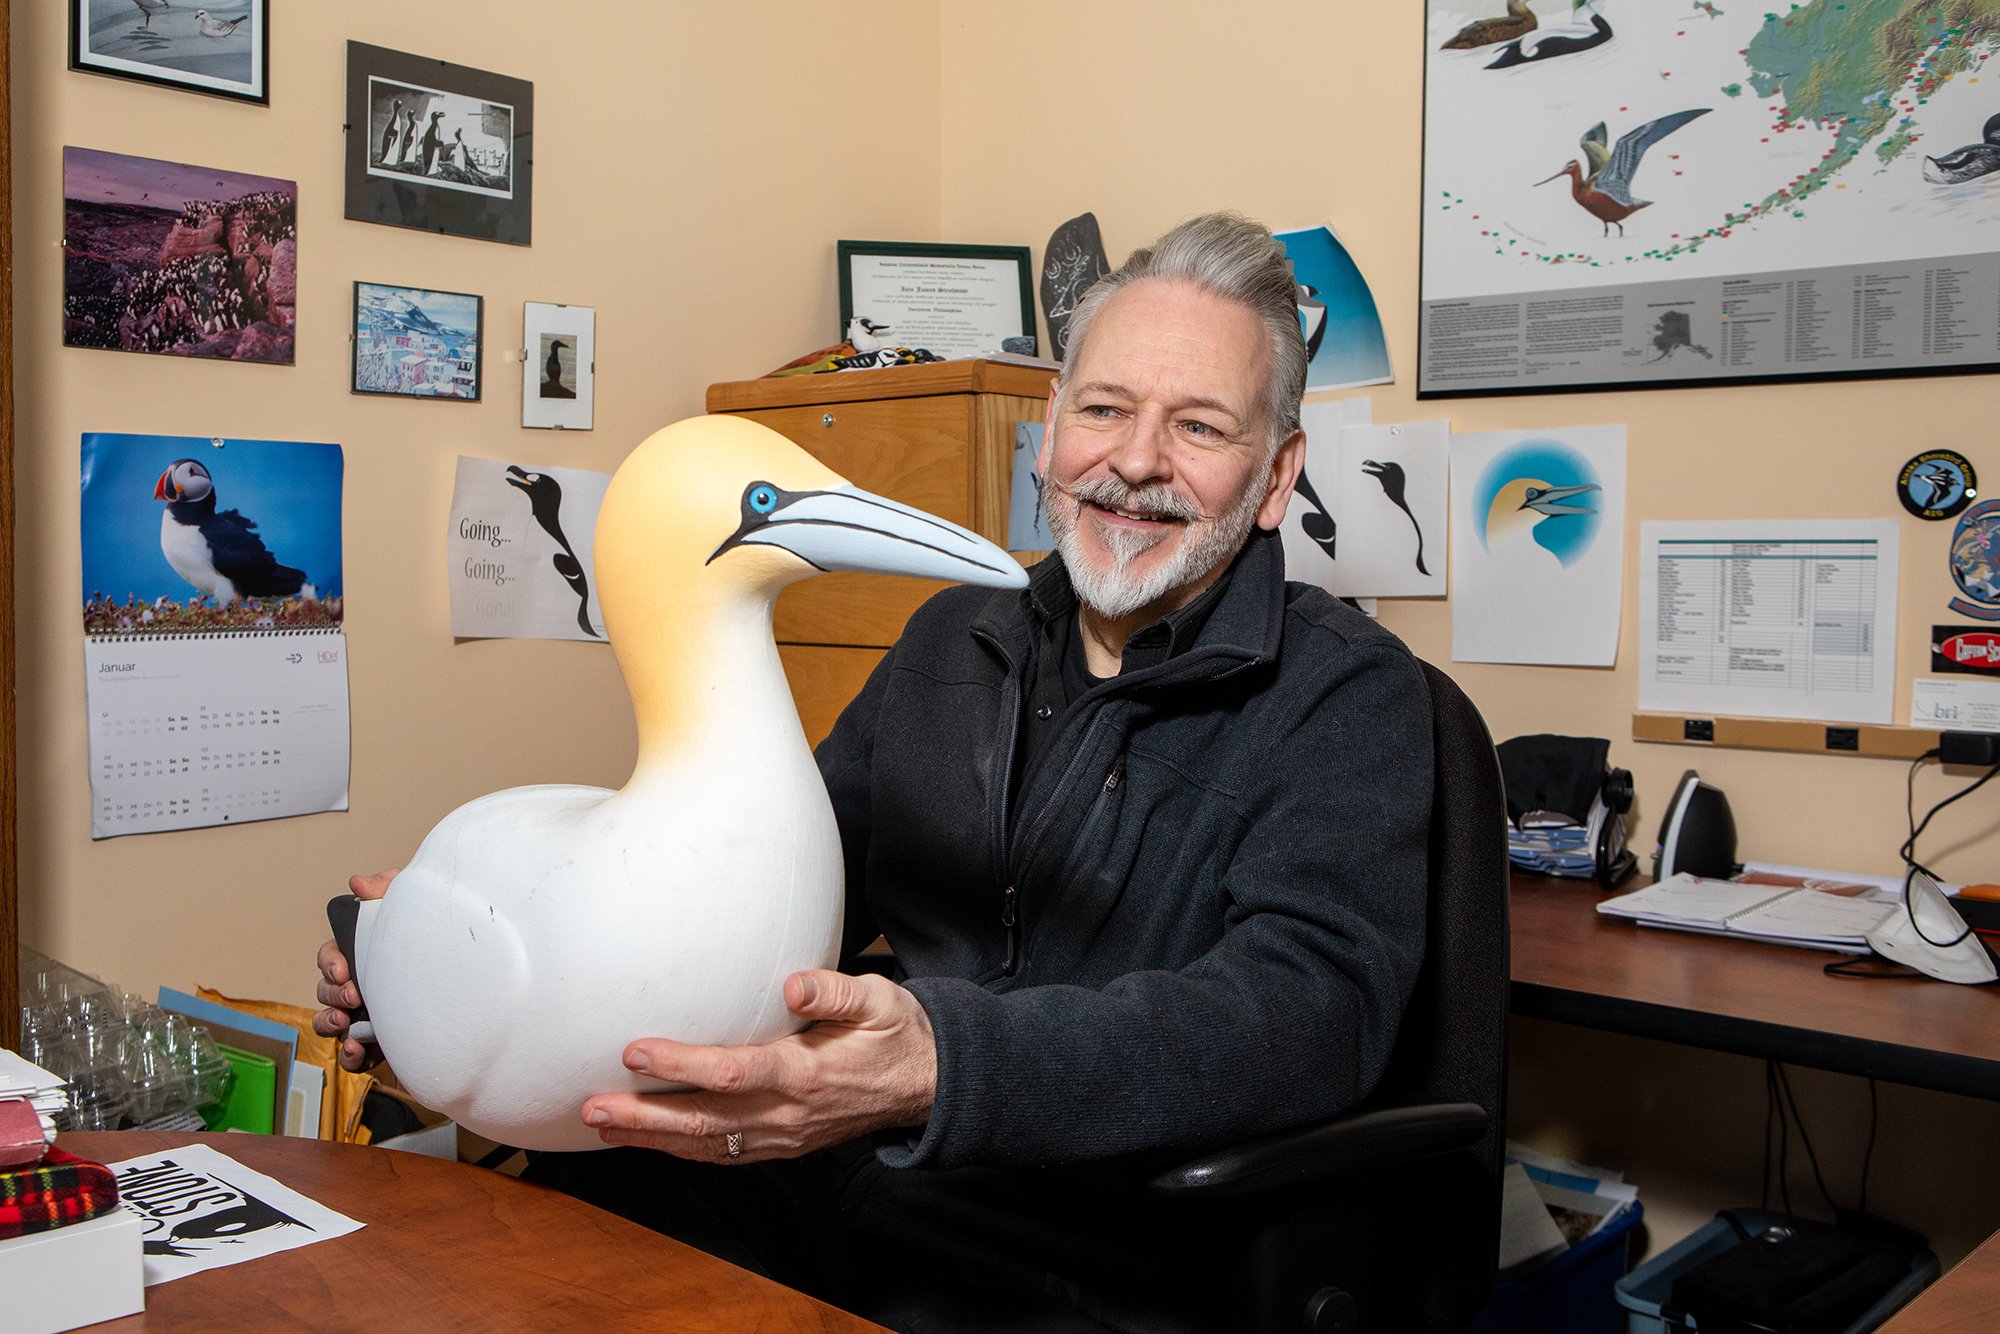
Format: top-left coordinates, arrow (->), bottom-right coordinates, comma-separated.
315,212 -> 1431,1328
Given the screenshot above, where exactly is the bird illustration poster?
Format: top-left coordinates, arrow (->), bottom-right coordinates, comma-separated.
1450,426 -> 1626,666
1302,421 -> 1451,600
448,456 -> 611,642
521,302 -> 595,431
1274,225 -> 1393,392
63,147 -> 295,363
79,432 -> 349,838
1009,422 -> 1055,551
1278,395 -> 1372,584
1420,1 -> 2000,396
109,1143 -> 361,1285
70,0 -> 267,104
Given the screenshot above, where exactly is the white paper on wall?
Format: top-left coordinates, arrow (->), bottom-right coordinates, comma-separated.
1450,426 -> 1626,667
448,456 -> 612,642
1320,420 -> 1450,599
1279,396 -> 1372,586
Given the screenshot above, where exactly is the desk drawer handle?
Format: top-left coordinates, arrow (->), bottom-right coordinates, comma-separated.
822,413 -> 835,428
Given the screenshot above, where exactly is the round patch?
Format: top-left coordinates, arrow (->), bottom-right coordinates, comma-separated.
1948,500 -> 2000,622
1898,449 -> 1977,520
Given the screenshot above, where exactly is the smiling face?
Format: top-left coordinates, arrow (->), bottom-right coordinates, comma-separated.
1040,278 -> 1303,624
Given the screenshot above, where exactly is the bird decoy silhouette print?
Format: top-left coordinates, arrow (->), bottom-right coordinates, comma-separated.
506,464 -> 597,638
1362,459 -> 1430,576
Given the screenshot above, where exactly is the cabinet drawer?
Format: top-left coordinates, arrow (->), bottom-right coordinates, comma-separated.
734,397 -> 970,525
779,644 -> 888,749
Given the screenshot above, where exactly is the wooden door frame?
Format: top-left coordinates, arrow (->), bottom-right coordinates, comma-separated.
3,6 -> 19,1048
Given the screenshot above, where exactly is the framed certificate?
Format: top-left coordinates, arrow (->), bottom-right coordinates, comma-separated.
837,241 -> 1034,360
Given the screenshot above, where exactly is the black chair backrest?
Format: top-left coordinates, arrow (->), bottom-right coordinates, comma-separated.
1376,661 -> 1510,1332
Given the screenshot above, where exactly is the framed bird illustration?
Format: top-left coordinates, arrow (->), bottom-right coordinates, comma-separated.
69,0 -> 269,105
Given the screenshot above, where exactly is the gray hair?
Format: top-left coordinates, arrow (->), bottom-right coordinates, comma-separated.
1055,211 -> 1307,451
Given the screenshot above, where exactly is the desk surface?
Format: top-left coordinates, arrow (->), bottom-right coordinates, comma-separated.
1881,1227 -> 2000,1332
1509,873 -> 2000,1100
61,1131 -> 885,1333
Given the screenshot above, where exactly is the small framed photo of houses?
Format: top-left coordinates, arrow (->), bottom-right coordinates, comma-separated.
344,41 -> 532,246
521,302 -> 594,430
70,0 -> 269,106
351,281 -> 482,402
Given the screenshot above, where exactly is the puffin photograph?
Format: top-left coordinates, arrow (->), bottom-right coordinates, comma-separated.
79,433 -> 344,634
155,457 -> 314,604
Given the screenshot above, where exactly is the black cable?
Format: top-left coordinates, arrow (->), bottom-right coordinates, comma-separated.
1760,1067 -> 1776,1213
1857,1078 -> 1878,1219
1899,749 -> 2000,948
1766,1061 -> 1794,1220
1774,1063 -> 1839,1216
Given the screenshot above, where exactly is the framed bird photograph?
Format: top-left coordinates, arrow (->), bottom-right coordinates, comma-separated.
344,41 -> 533,246
1418,0 -> 2000,397
63,147 -> 296,364
69,0 -> 269,105
521,302 -> 595,430
351,281 -> 483,402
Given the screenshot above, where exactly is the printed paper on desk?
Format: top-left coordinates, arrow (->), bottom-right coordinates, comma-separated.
1279,396 -> 1372,586
110,1142 -> 362,1285
1641,519 -> 1900,725
448,456 -> 611,642
1450,426 -> 1625,667
1911,677 -> 2000,733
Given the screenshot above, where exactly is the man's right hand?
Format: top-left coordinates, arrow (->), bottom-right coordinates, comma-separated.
312,869 -> 397,1072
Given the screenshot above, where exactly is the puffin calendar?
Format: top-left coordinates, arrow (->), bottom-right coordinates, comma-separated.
80,433 -> 350,839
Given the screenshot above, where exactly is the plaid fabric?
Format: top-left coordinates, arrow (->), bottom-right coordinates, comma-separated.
0,1148 -> 120,1239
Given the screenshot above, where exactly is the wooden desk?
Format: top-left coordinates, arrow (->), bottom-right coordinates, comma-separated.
1882,1227 -> 2000,1332
1509,873 -> 2000,1100
60,1131 -> 885,1333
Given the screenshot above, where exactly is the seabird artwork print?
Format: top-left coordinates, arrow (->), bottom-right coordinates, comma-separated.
1362,459 -> 1430,576
505,464 -> 598,637
193,9 -> 249,38
153,457 -> 315,604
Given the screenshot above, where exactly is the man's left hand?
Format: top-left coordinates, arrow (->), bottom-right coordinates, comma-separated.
581,970 -> 937,1164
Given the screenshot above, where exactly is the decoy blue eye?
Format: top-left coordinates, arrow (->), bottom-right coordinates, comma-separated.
748,484 -> 779,514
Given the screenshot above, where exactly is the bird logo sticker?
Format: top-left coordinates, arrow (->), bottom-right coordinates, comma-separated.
1897,450 -> 1976,522
1474,440 -> 1603,570
1948,500 -> 2000,623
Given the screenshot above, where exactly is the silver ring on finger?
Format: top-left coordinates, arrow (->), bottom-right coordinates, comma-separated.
725,1132 -> 743,1160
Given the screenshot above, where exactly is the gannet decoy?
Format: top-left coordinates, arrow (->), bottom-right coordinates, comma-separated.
1440,0 -> 1537,50
1362,459 -> 1430,576
506,464 -> 598,638
334,416 -> 1027,1151
1536,109 -> 1710,236
1923,113 -> 2000,185
1483,478 -> 1599,570
193,9 -> 249,37
1485,1 -> 1612,68
154,458 -> 315,604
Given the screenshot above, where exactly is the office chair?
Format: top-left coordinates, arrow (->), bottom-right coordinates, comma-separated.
1145,659 -> 1510,1334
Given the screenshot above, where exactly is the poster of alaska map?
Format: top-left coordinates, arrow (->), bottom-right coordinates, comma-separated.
1419,0 -> 2000,397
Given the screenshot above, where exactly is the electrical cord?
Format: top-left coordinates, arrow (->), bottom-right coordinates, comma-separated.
1761,1061 -> 1882,1227
1898,748 -> 2000,948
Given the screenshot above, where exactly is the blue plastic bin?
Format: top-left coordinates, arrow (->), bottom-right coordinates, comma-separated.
1614,1209 -> 1939,1334
1462,1200 -> 1645,1334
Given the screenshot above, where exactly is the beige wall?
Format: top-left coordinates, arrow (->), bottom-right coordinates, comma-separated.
938,1 -> 2000,1263
13,0 -> 2000,1271
12,1 -> 941,991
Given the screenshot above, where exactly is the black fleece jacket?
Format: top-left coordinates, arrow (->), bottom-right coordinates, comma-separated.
816,528 -> 1433,1171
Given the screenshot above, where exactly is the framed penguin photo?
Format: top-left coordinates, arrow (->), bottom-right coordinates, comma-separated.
344,41 -> 533,246
521,302 -> 595,430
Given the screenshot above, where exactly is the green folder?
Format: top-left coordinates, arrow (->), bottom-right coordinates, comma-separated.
204,1042 -> 276,1134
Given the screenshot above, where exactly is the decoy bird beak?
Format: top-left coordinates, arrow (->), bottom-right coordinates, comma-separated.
710,484 -> 1027,588
1520,482 -> 1600,516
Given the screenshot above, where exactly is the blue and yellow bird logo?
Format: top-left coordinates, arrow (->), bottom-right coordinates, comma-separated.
1474,440 -> 1602,569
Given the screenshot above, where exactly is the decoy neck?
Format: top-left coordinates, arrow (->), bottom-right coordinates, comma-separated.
593,415 -> 1024,783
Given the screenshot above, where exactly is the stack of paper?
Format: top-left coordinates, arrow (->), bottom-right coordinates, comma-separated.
1507,807 -> 1608,878
1597,872 -> 1895,952
1500,1143 -> 1640,1271
0,1048 -> 70,1146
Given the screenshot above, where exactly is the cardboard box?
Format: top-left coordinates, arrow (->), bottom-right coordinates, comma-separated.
0,1208 -> 145,1333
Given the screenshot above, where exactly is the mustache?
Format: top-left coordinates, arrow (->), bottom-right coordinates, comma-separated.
1050,475 -> 1208,522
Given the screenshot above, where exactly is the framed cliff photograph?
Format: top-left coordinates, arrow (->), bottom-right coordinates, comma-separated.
70,0 -> 269,106
521,302 -> 594,430
343,42 -> 533,246
63,146 -> 296,364
351,282 -> 483,401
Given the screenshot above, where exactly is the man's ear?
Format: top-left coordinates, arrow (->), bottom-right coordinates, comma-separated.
1038,379 -> 1060,476
1255,428 -> 1307,531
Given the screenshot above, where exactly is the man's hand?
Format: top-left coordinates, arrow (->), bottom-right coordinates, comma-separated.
310,869 -> 398,1072
581,970 -> 937,1164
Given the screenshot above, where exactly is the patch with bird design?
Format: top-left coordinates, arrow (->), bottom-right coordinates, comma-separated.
1897,449 -> 1976,521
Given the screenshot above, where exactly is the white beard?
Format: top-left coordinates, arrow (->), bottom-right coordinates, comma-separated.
1044,469 -> 1267,621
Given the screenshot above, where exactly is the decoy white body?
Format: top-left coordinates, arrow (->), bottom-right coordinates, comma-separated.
347,416 -> 1027,1151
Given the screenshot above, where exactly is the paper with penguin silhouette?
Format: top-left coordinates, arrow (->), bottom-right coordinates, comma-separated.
1279,396 -> 1371,587
111,1143 -> 362,1285
448,455 -> 610,641
1302,420 -> 1450,600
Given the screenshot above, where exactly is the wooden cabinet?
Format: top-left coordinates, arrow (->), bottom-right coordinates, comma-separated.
706,360 -> 1052,746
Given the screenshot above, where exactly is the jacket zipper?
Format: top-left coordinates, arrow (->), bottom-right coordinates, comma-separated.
1002,753 -> 1126,977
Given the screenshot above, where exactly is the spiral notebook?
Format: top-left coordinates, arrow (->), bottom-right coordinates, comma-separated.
80,432 -> 349,839
1595,872 -> 1897,953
